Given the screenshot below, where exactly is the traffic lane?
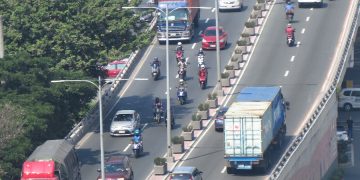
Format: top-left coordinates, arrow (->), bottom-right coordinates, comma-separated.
177,0 -> 352,179
78,0 -> 257,179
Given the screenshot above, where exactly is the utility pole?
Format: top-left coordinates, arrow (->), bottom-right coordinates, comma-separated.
0,16 -> 4,59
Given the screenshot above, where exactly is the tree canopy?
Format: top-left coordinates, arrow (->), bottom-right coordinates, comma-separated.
0,0 -> 152,179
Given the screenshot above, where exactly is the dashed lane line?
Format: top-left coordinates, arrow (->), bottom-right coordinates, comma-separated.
290,56 -> 295,62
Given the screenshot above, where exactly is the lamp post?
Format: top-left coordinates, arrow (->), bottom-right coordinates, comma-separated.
51,76 -> 105,180
214,0 -> 223,96
122,5 -> 210,162
0,16 -> 4,59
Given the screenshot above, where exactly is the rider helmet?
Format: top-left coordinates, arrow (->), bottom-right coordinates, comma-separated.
201,64 -> 205,69
154,57 -> 158,61
179,79 -> 184,85
287,23 -> 292,27
134,129 -> 140,136
287,1 -> 291,4
178,42 -> 182,46
199,48 -> 203,53
155,97 -> 160,103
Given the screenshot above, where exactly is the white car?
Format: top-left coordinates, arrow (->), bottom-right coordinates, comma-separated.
219,0 -> 243,11
337,125 -> 349,142
297,0 -> 323,8
338,88 -> 360,111
110,110 -> 140,136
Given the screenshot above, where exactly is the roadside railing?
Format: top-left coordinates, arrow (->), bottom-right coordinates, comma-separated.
269,1 -> 360,179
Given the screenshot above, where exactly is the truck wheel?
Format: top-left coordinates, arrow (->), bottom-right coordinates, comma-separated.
226,167 -> 235,174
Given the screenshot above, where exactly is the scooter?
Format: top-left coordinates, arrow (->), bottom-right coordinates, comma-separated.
177,88 -> 187,105
199,76 -> 207,89
154,108 -> 162,124
132,142 -> 143,158
151,64 -> 160,81
178,68 -> 186,81
287,35 -> 294,47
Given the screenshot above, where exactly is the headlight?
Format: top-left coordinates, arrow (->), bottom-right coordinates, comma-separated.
183,31 -> 190,36
202,39 -> 207,43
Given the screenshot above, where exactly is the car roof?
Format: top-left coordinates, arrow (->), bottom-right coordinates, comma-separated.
115,110 -> 135,115
106,155 -> 128,164
205,26 -> 223,31
172,166 -> 196,174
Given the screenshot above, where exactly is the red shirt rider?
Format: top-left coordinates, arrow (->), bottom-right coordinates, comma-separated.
285,24 -> 295,38
199,65 -> 207,80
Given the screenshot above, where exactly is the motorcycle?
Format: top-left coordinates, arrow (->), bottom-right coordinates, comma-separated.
287,35 -> 294,47
197,54 -> 204,67
177,88 -> 187,105
132,141 -> 143,158
286,11 -> 294,22
178,68 -> 186,81
154,107 -> 162,124
151,63 -> 160,80
199,75 -> 207,89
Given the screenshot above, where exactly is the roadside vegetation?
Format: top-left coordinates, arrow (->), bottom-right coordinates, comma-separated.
0,0 -> 153,179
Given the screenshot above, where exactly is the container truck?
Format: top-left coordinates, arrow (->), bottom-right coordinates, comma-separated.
156,0 -> 200,43
21,139 -> 81,180
224,86 -> 287,174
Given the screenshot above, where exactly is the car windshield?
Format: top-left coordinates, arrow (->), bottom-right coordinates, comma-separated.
114,114 -> 133,122
158,9 -> 188,21
105,64 -> 117,70
204,29 -> 223,36
170,173 -> 192,180
105,163 -> 125,173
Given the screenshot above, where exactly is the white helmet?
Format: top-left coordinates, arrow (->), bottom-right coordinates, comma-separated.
287,23 -> 291,27
201,64 -> 205,69
178,42 -> 182,46
179,79 -> 184,83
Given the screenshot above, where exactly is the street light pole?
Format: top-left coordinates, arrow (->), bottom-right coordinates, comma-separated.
51,77 -> 105,180
0,16 -> 4,59
164,4 -> 173,161
214,0 -> 223,96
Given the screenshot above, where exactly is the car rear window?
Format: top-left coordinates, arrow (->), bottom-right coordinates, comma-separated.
114,114 -> 133,121
105,163 -> 125,173
204,29 -> 223,36
171,173 -> 192,180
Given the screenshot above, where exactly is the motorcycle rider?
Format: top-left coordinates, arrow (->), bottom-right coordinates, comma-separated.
178,59 -> 187,69
197,48 -> 205,57
153,97 -> 163,119
285,23 -> 296,41
198,64 -> 207,84
131,128 -> 143,151
176,42 -> 183,52
151,57 -> 161,73
178,79 -> 187,89
285,2 -> 294,19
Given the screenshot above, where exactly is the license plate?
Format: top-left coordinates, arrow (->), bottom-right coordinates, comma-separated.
119,130 -> 125,134
210,44 -> 216,47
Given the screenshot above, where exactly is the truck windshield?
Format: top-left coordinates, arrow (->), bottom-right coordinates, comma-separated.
158,9 -> 188,21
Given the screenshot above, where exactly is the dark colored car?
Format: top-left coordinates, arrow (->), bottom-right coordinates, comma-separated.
201,26 -> 228,50
215,107 -> 228,132
97,155 -> 133,180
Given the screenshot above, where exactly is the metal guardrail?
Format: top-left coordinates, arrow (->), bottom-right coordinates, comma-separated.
64,14 -> 158,145
269,1 -> 360,179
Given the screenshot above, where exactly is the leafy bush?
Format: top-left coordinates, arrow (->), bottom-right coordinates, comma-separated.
192,114 -> 202,121
234,47 -> 242,54
237,40 -> 247,46
221,72 -> 230,79
182,125 -> 193,132
241,33 -> 250,37
245,21 -> 256,28
154,157 -> 167,166
225,65 -> 234,70
171,136 -> 184,144
257,0 -> 266,3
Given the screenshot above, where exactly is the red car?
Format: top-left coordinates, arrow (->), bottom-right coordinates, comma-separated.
103,59 -> 128,78
201,26 -> 228,50
97,155 -> 134,180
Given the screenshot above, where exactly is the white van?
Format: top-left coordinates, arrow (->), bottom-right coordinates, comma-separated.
297,0 -> 323,8
338,88 -> 360,111
218,0 -> 243,11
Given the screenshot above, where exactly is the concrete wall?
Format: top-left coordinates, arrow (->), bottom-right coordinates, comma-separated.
278,94 -> 338,180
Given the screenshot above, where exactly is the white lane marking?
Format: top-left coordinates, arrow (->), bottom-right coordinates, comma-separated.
192,43 -> 196,49
221,166 -> 226,173
205,18 -> 209,23
310,8 -> 313,11
123,144 -> 131,152
284,70 -> 289,77
301,28 -> 305,34
296,41 -> 300,47
164,88 -> 171,94
212,8 -> 215,12
306,17 -> 310,21
198,30 -> 203,35
176,74 -> 179,78
290,56 -> 295,62
142,123 -> 148,131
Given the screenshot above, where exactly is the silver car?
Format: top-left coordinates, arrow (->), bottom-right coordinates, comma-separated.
110,110 -> 140,136
170,166 -> 203,180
